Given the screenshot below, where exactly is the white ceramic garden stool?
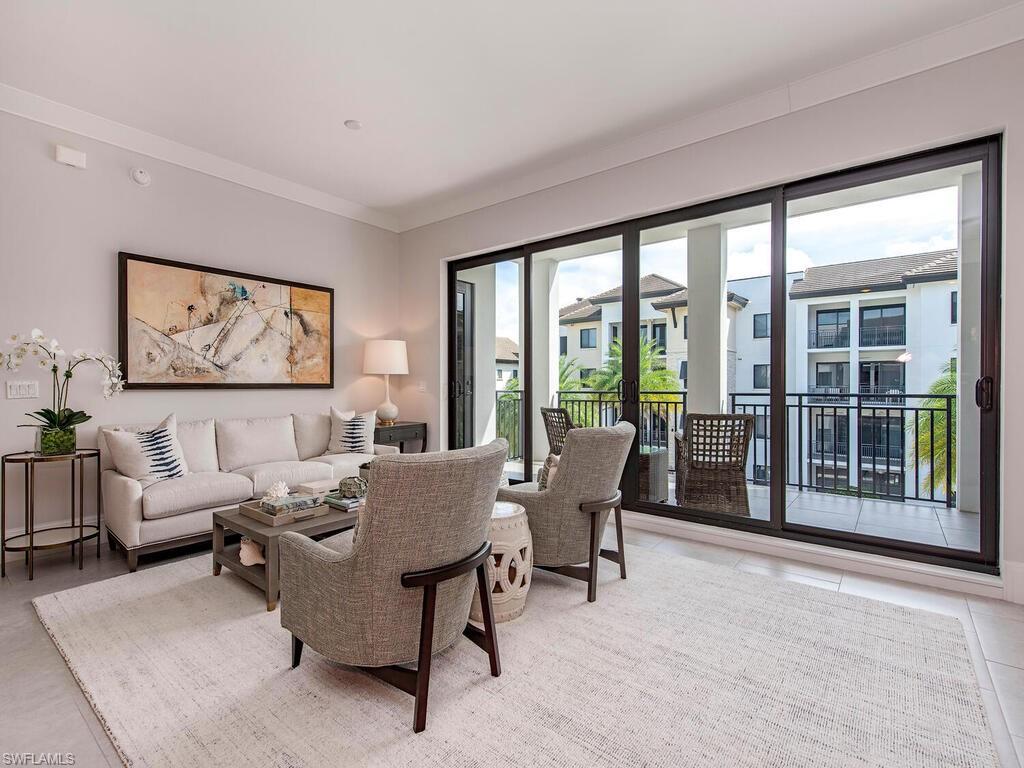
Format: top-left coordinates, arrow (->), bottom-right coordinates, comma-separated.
471,501 -> 532,623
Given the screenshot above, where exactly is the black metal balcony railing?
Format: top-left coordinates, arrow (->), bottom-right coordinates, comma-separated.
860,324 -> 906,347
808,386 -> 850,403
496,388 -> 954,507
859,385 -> 906,405
495,390 -> 524,460
808,328 -> 850,348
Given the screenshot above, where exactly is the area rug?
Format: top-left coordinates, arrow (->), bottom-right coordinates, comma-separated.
34,546 -> 997,768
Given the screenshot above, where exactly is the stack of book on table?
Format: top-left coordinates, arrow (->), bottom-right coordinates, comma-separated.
239,494 -> 328,526
324,493 -> 366,513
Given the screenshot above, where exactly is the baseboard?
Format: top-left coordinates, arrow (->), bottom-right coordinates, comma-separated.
620,509 -> 1007,601
1003,560 -> 1024,604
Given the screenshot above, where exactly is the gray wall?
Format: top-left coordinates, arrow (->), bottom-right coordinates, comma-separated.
0,111 -> 400,536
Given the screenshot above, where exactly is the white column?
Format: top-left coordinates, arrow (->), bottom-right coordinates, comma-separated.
531,259 -> 560,461
686,224 -> 727,413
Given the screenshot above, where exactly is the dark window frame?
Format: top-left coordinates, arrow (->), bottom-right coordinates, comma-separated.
753,313 -> 770,338
446,135 -> 1002,574
579,327 -> 597,349
753,364 -> 770,390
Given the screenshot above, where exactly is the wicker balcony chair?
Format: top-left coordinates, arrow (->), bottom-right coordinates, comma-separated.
541,407 -> 575,456
674,413 -> 754,517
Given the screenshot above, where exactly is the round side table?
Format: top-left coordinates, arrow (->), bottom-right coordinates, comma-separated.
1,449 -> 102,580
471,501 -> 532,623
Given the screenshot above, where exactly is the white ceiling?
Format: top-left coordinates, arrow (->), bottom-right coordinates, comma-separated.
0,1 -> 1020,231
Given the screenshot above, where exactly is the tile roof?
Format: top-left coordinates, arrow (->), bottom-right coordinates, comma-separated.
789,250 -> 957,298
558,298 -> 600,323
495,336 -> 519,362
650,287 -> 749,309
587,273 -> 684,303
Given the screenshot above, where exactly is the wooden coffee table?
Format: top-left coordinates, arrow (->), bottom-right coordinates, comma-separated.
212,506 -> 358,611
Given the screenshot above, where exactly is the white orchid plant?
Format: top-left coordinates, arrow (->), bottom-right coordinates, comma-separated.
2,329 -> 124,432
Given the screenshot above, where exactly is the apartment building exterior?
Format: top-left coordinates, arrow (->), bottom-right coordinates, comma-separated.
556,251 -> 959,500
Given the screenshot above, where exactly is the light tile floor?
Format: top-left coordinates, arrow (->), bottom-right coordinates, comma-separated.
1,526 -> 1020,767
664,483 -> 981,551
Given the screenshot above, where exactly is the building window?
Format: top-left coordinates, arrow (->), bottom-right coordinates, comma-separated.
679,360 -> 688,389
813,309 -> 850,348
496,369 -> 503,380
683,315 -> 688,340
859,361 -> 905,395
860,304 -> 906,346
753,364 -> 770,390
511,370 -> 518,380
755,414 -> 769,439
813,413 -> 848,458
652,322 -> 667,354
753,465 -> 769,483
753,313 -> 770,338
860,415 -> 903,463
951,290 -> 958,324
559,336 -> 567,356
815,362 -> 849,392
580,328 -> 597,349
611,323 -> 620,341
579,368 -> 595,384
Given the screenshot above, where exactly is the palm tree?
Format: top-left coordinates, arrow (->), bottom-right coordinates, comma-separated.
576,339 -> 683,430
584,339 -> 681,397
497,356 -> 582,454
909,362 -> 957,495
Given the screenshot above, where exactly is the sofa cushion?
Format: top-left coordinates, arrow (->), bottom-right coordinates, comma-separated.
177,418 -> 219,472
102,414 -> 189,486
327,407 -> 376,454
98,417 -> 216,473
293,411 -> 352,460
141,472 -> 253,520
216,416 -> 299,471
307,452 -> 375,479
234,461 -> 332,497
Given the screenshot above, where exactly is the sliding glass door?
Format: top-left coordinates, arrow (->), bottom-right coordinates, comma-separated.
448,136 -> 1000,571
448,253 -> 528,479
630,198 -> 774,521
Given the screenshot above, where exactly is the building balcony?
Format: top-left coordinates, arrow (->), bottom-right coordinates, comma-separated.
807,328 -> 850,349
859,386 -> 906,405
808,386 -> 850,403
860,325 -> 906,347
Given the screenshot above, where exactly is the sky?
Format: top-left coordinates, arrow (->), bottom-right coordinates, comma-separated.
489,185 -> 959,340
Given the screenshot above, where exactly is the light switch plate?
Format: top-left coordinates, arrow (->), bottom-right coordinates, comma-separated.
6,380 -> 39,399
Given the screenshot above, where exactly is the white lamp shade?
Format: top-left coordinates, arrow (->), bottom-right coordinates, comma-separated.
363,339 -> 408,375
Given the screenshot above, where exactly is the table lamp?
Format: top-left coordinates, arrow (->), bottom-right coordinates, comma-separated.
364,339 -> 408,426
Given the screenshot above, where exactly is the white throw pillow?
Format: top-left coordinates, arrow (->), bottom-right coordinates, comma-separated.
102,414 -> 189,485
293,411 -> 351,460
327,407 -> 376,454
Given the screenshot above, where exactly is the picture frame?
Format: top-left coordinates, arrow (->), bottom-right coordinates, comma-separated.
118,252 -> 334,389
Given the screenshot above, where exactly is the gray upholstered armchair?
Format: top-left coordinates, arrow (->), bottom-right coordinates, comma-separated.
497,421 -> 635,602
279,439 -> 507,732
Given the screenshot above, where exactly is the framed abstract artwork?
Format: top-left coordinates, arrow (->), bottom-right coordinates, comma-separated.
118,252 -> 334,389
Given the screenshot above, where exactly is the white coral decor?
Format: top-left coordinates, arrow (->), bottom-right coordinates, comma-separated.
262,481 -> 290,502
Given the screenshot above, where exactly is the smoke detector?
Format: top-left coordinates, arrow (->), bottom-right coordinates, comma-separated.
130,168 -> 152,187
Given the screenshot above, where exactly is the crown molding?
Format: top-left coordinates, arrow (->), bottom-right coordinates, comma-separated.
3,3 -> 1023,236
0,82 -> 400,233
396,2 -> 1024,232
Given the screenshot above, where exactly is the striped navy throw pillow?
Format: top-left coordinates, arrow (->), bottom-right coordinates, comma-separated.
103,414 -> 189,485
328,408 -> 376,455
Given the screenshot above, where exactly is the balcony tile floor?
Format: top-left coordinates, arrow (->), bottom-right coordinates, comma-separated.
659,480 -> 981,551
1,523 -> 1019,768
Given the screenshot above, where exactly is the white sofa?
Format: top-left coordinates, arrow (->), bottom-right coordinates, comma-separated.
98,413 -> 399,571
